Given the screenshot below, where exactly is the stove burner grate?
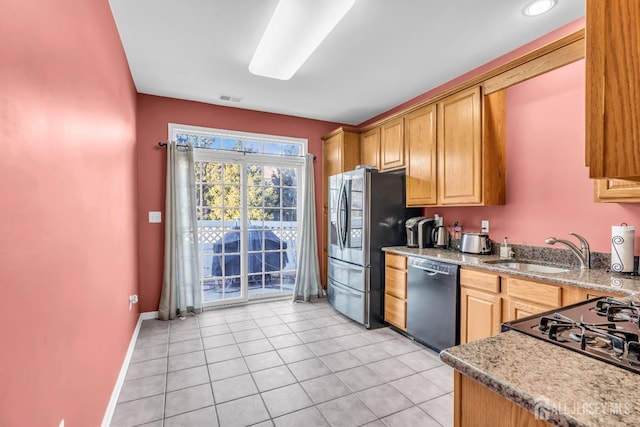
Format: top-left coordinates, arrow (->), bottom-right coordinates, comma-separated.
593,297 -> 640,325
503,296 -> 640,374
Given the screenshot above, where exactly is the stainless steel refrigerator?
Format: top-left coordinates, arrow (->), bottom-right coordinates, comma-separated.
327,168 -> 419,328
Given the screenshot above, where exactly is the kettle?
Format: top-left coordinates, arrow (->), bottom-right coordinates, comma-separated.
432,226 -> 450,248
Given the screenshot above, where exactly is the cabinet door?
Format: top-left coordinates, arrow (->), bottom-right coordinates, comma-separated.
437,87 -> 482,204
405,104 -> 437,206
361,127 -> 380,170
380,117 -> 405,171
586,0 -> 640,179
323,133 -> 343,185
385,293 -> 406,330
460,287 -> 502,344
385,267 -> 407,300
506,299 -> 551,321
321,129 -> 360,288
594,178 -> 640,202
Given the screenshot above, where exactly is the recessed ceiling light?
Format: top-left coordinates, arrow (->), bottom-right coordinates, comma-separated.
249,0 -> 356,80
523,0 -> 557,16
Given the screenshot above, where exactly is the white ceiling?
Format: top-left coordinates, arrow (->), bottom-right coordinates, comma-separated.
108,0 -> 585,126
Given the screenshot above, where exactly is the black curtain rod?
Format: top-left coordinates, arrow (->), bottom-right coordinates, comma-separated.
157,141 -> 316,160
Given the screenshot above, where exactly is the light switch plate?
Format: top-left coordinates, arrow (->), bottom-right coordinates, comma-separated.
481,220 -> 489,233
149,211 -> 162,223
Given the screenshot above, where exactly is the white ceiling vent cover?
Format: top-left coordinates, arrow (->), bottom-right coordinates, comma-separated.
219,94 -> 243,102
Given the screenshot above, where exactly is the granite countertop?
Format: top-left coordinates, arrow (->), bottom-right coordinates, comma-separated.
382,246 -> 640,295
440,331 -> 640,427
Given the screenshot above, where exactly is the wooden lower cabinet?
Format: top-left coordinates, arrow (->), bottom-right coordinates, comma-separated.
563,285 -> 626,305
460,287 -> 502,343
504,277 -> 561,320
454,371 -> 551,427
384,253 -> 407,330
507,299 -> 553,320
460,267 -> 628,344
459,268 -> 502,344
384,294 -> 406,330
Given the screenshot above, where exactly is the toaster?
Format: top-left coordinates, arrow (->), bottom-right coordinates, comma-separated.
460,233 -> 491,254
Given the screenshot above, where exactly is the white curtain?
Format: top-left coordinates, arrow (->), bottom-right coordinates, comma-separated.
292,154 -> 324,302
158,142 -> 202,320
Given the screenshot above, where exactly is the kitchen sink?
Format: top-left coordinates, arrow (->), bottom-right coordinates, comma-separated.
484,259 -> 571,273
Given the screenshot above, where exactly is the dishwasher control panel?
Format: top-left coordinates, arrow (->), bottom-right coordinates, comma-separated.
408,257 -> 456,275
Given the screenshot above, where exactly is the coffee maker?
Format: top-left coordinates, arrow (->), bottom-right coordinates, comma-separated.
405,216 -> 436,248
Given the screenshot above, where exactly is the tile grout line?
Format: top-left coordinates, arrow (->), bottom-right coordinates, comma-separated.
199,311 -> 223,427
122,300 -> 452,426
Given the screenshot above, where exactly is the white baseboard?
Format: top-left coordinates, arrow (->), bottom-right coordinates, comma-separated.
101,311 -> 158,427
140,311 -> 159,320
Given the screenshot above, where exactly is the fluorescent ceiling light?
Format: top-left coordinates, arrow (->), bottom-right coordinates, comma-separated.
249,0 -> 356,80
523,0 -> 558,17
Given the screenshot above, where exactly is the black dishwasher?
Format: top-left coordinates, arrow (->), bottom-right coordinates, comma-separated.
406,257 -> 460,352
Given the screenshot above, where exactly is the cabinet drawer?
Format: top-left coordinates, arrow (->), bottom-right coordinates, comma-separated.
506,277 -> 561,307
385,267 -> 407,299
385,253 -> 407,270
460,268 -> 500,293
385,293 -> 406,330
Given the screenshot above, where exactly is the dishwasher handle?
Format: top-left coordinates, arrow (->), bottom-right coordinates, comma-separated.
408,258 -> 453,275
408,264 -> 439,276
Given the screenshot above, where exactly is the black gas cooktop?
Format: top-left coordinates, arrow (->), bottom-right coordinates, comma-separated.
502,296 -> 640,374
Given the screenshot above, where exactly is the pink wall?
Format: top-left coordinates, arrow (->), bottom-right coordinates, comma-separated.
357,16 -> 640,254
426,59 -> 640,253
0,0 -> 139,426
359,18 -> 586,128
136,95 -> 340,312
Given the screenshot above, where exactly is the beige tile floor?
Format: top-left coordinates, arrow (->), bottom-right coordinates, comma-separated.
110,299 -> 453,427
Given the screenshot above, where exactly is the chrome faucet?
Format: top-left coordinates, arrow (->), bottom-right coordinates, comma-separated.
545,233 -> 591,270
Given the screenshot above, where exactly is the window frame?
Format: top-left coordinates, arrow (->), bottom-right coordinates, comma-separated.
169,123 -> 307,306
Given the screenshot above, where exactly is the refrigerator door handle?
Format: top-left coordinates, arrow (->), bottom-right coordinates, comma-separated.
335,180 -> 343,250
336,180 -> 347,250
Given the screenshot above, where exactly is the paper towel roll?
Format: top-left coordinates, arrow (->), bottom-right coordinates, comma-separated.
611,225 -> 635,273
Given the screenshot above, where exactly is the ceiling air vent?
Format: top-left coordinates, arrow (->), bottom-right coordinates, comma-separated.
219,94 -> 243,103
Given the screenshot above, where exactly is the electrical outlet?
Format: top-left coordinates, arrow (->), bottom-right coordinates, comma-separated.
148,211 -> 162,223
481,220 -> 489,233
129,294 -> 138,311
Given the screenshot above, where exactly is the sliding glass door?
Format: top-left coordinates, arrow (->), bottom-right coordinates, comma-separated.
194,154 -> 301,306
170,123 -> 305,307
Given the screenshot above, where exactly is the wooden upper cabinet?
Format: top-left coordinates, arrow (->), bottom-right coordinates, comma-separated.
586,0 -> 640,180
595,178 -> 640,202
360,126 -> 380,170
437,87 -> 483,205
321,128 -> 360,287
403,87 -> 505,207
360,127 -> 380,170
380,117 -> 405,171
405,104 -> 437,206
322,128 -> 360,207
